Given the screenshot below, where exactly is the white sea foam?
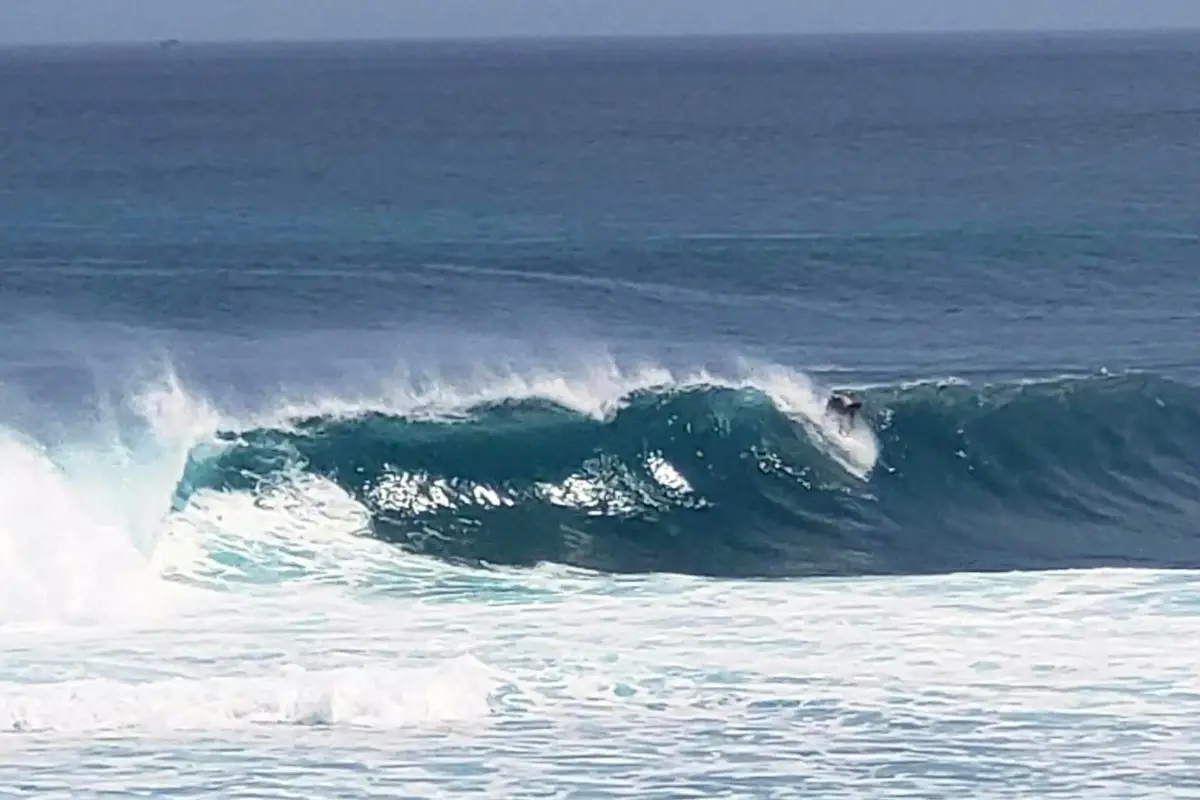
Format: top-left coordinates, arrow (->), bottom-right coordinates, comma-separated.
0,353 -> 885,626
0,428 -> 150,625
0,368 -> 220,628
3,534 -> 1198,798
3,360 -> 1192,797
222,353 -> 880,480
0,654 -> 501,734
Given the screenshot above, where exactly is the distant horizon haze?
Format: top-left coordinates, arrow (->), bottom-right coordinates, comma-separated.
3,0 -> 1200,45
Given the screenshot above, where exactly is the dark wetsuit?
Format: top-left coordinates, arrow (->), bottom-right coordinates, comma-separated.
825,392 -> 862,432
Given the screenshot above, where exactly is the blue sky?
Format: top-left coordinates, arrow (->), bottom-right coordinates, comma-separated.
3,0 -> 1199,44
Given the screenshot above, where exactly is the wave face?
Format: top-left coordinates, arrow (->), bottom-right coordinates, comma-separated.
174,372 -> 1200,578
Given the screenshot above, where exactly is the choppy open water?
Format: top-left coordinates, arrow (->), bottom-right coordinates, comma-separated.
2,32 -> 1200,797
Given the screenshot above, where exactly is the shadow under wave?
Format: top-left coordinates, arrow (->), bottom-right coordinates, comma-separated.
173,371 -> 1200,578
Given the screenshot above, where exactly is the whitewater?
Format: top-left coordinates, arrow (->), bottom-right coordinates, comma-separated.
5,31 -> 1200,799
2,358 -> 1198,797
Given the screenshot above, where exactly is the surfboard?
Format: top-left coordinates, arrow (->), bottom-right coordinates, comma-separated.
796,409 -> 877,481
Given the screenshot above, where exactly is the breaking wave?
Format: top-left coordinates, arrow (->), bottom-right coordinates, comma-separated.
173,369 -> 1200,578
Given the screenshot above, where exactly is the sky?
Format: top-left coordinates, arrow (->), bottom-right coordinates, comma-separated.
2,0 -> 1200,45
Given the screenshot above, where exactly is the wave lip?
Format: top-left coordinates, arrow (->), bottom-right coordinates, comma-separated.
172,368 -> 1200,579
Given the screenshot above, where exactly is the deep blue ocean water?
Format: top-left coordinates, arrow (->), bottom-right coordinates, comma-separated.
2,32 -> 1200,798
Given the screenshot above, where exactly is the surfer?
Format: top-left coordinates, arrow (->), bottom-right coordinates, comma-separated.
824,390 -> 862,434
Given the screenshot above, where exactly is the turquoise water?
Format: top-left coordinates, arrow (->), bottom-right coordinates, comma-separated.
2,32 -> 1200,797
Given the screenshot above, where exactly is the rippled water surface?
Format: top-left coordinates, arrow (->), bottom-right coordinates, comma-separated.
3,32 -> 1200,798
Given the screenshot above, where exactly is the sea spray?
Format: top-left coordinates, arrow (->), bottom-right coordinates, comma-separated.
0,369 -> 217,625
172,369 -> 1200,578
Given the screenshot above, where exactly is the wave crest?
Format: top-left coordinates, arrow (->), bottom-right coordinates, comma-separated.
173,370 -> 1200,578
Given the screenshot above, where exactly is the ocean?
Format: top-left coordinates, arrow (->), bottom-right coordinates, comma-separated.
2,31 -> 1200,797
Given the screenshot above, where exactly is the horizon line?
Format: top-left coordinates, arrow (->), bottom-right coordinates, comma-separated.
3,25 -> 1200,49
